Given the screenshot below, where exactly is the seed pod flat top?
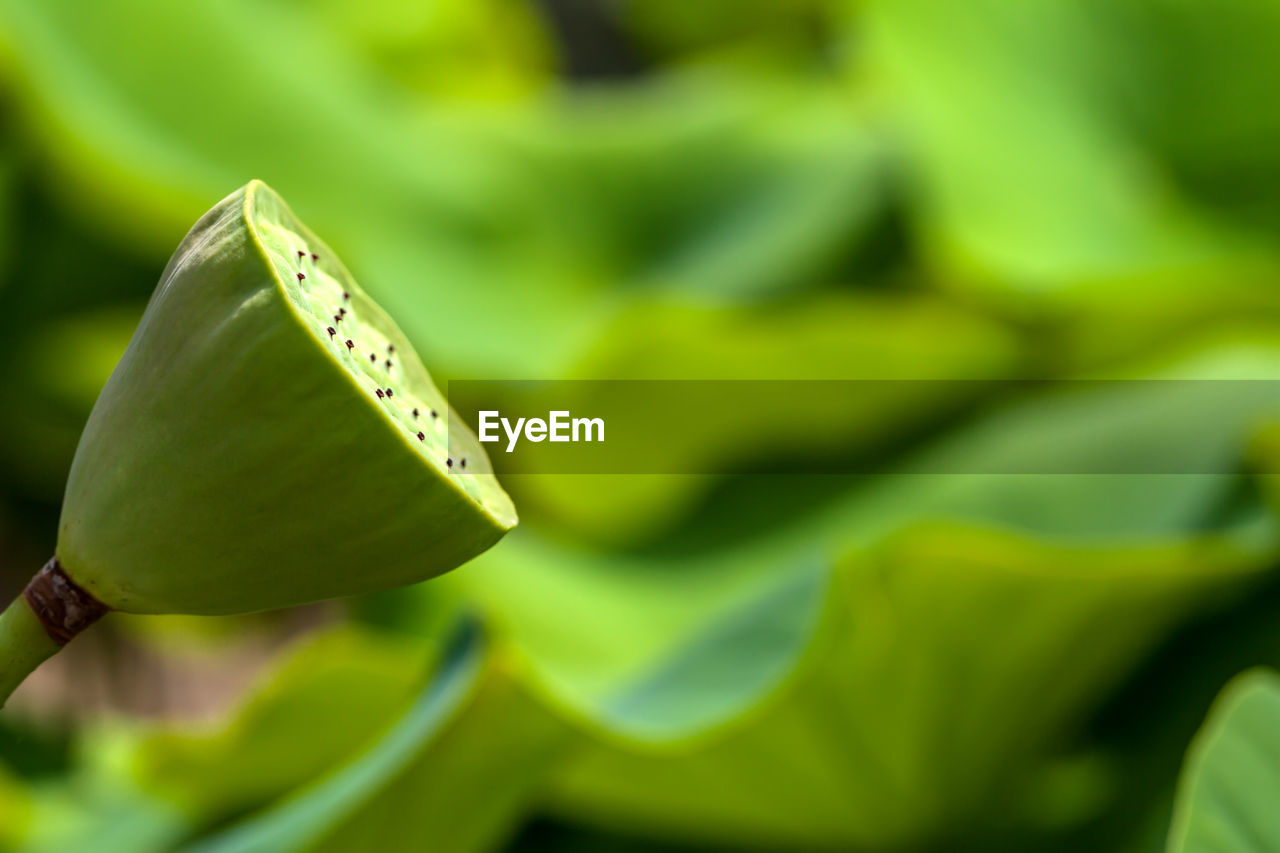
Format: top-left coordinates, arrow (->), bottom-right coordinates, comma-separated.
56,181 -> 517,615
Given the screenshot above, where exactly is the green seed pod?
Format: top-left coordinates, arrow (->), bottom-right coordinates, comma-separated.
1,180 -> 516,705
60,180 -> 517,615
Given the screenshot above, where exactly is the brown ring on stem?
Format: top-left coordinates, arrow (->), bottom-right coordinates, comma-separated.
22,558 -> 108,646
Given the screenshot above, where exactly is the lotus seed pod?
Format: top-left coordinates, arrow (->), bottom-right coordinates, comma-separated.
50,180 -> 516,616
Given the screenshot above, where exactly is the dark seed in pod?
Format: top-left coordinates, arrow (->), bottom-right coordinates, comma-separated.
386,389 -> 393,398
412,408 -> 419,418
385,360 -> 392,369
446,458 -> 453,468
296,272 -> 305,281
388,345 -> 395,354
430,410 -> 438,419
297,250 -> 305,259
459,458 -> 466,469
417,432 -> 424,441
339,307 -> 347,317
311,253 -> 318,261
369,353 -> 376,363
376,389 -> 385,399
333,315 -> 342,324
327,327 -> 336,337
346,339 -> 354,349
343,292 -> 350,301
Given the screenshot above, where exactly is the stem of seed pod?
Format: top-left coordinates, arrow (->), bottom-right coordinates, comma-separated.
0,558 -> 108,707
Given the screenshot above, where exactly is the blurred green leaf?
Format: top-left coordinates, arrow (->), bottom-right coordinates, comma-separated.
507,78 -> 887,302
455,338 -> 1280,848
452,337 -> 1280,712
129,628 -> 427,822
179,618 -> 566,853
7,628 -> 427,853
861,0 -> 1277,303
0,764 -> 32,849
829,335 -> 1280,544
1094,0 -> 1280,228
1166,669 -> 1280,853
442,529 -> 824,710
549,523 -> 1276,849
509,292 -> 1021,545
590,553 -> 826,742
279,0 -> 555,100
182,553 -> 828,852
14,775 -> 186,853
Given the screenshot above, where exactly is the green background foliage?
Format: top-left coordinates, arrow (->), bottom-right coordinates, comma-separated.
0,0 -> 1278,850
